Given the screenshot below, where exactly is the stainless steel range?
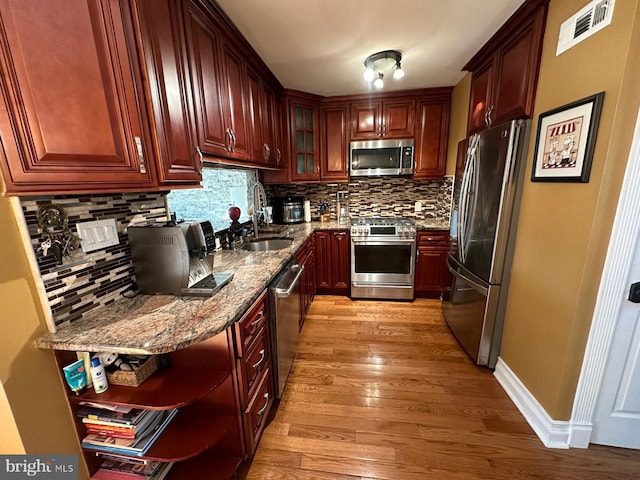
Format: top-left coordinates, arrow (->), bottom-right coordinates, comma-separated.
350,217 -> 417,300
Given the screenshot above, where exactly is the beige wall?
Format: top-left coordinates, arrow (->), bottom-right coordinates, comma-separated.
500,0 -> 640,419
0,176 -> 85,474
446,73 -> 472,176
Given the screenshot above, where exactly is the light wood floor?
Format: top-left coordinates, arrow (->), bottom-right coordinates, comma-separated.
236,296 -> 640,479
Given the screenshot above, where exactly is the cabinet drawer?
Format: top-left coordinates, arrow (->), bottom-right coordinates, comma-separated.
234,290 -> 268,357
243,369 -> 273,457
237,327 -> 270,408
417,231 -> 450,247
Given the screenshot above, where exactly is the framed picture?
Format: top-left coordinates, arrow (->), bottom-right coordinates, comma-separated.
531,92 -> 604,182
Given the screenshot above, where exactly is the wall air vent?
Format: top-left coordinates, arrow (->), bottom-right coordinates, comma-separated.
556,0 -> 615,55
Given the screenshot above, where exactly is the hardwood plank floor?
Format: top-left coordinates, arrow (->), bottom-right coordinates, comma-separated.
236,296 -> 640,479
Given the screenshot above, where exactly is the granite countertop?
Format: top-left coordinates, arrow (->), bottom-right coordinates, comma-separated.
33,221 -> 348,355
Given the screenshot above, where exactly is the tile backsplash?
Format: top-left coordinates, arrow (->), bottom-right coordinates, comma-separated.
21,193 -> 168,329
266,176 -> 453,223
21,173 -> 452,330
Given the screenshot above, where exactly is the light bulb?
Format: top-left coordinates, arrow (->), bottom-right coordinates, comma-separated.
393,63 -> 405,79
373,72 -> 384,89
363,68 -> 375,82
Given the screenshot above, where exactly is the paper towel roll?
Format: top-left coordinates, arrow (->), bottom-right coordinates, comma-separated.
303,200 -> 311,222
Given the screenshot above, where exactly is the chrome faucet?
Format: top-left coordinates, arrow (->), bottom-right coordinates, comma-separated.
251,180 -> 268,239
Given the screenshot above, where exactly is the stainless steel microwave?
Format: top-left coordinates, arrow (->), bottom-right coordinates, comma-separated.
349,138 -> 414,177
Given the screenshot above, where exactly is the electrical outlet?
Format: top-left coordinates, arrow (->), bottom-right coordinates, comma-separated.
76,218 -> 119,253
414,201 -> 422,213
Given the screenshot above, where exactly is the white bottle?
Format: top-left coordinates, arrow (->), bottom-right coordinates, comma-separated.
90,356 -> 109,394
303,200 -> 311,222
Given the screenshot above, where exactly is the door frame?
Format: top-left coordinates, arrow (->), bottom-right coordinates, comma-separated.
569,105 -> 640,448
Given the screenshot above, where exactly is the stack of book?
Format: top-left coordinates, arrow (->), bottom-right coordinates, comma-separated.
79,402 -> 177,457
91,458 -> 174,480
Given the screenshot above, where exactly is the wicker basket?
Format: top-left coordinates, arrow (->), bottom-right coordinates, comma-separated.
107,355 -> 159,387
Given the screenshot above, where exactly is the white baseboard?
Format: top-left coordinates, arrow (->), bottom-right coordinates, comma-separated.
493,358 -> 570,449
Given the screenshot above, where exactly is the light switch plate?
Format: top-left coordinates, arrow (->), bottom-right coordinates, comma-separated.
414,201 -> 422,213
76,218 -> 119,253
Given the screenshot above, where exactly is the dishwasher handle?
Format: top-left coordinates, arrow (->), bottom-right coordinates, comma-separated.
275,264 -> 305,298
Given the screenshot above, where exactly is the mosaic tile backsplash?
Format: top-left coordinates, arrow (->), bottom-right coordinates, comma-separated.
22,171 -> 453,329
266,176 -> 454,223
21,193 -> 168,329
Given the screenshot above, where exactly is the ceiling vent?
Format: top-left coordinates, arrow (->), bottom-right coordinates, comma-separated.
556,0 -> 615,55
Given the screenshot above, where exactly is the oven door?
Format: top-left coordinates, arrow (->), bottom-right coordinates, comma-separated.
351,236 -> 416,285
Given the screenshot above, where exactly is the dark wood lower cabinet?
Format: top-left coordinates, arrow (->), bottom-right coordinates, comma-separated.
315,230 -> 350,295
54,290 -> 275,478
295,236 -> 316,330
415,231 -> 452,299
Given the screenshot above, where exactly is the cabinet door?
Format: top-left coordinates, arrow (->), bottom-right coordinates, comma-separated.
350,102 -> 381,140
332,231 -> 351,291
320,104 -> 349,181
415,248 -> 445,292
0,0 -> 156,194
185,2 -> 230,157
467,60 -> 494,135
414,99 -> 450,179
246,68 -> 267,164
314,231 -> 332,289
290,100 -> 319,181
382,100 -> 414,138
220,40 -> 251,160
136,0 -> 202,185
492,11 -> 545,124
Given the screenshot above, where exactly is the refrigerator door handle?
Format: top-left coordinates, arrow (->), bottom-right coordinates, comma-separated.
458,135 -> 478,263
446,253 -> 489,296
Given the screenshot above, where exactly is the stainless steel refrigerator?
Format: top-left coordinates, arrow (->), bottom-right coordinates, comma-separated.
442,119 -> 531,368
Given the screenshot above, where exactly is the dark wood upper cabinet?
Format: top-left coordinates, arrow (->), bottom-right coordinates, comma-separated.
465,0 -> 548,134
319,102 -> 349,181
414,92 -> 451,179
0,0 -> 158,195
286,91 -> 321,182
246,67 -> 267,164
135,0 -> 202,184
350,99 -> 414,140
219,38 -> 251,160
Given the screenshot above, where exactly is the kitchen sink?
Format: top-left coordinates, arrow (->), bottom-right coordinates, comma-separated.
242,238 -> 293,251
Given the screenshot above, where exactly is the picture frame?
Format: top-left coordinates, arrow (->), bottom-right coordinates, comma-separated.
531,92 -> 604,182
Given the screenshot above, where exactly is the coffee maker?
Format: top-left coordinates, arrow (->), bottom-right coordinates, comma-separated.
128,221 -> 232,296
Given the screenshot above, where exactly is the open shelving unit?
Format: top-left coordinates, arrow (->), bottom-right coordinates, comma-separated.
54,329 -> 245,479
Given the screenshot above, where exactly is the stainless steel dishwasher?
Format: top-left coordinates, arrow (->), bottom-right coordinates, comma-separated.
269,262 -> 304,398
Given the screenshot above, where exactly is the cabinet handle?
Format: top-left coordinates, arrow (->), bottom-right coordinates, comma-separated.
195,147 -> 203,174
257,392 -> 269,416
229,129 -> 237,152
276,148 -> 282,164
263,143 -> 271,161
252,349 -> 266,369
486,105 -> 494,127
224,128 -> 232,152
134,136 -> 146,173
250,311 -> 264,328
266,144 -> 271,160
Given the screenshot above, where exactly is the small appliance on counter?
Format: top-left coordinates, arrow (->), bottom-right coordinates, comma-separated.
128,221 -> 233,296
272,196 -> 305,224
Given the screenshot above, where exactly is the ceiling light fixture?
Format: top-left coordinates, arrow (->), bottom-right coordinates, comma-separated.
363,50 -> 405,88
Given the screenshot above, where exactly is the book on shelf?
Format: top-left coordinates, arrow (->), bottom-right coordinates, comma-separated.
91,461 -> 173,480
82,409 -> 177,457
95,452 -> 151,465
83,409 -> 157,434
77,404 -> 149,426
79,401 -> 133,413
85,427 -> 136,439
90,458 -> 174,479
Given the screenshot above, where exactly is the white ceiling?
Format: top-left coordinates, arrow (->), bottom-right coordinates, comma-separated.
215,0 -> 526,96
